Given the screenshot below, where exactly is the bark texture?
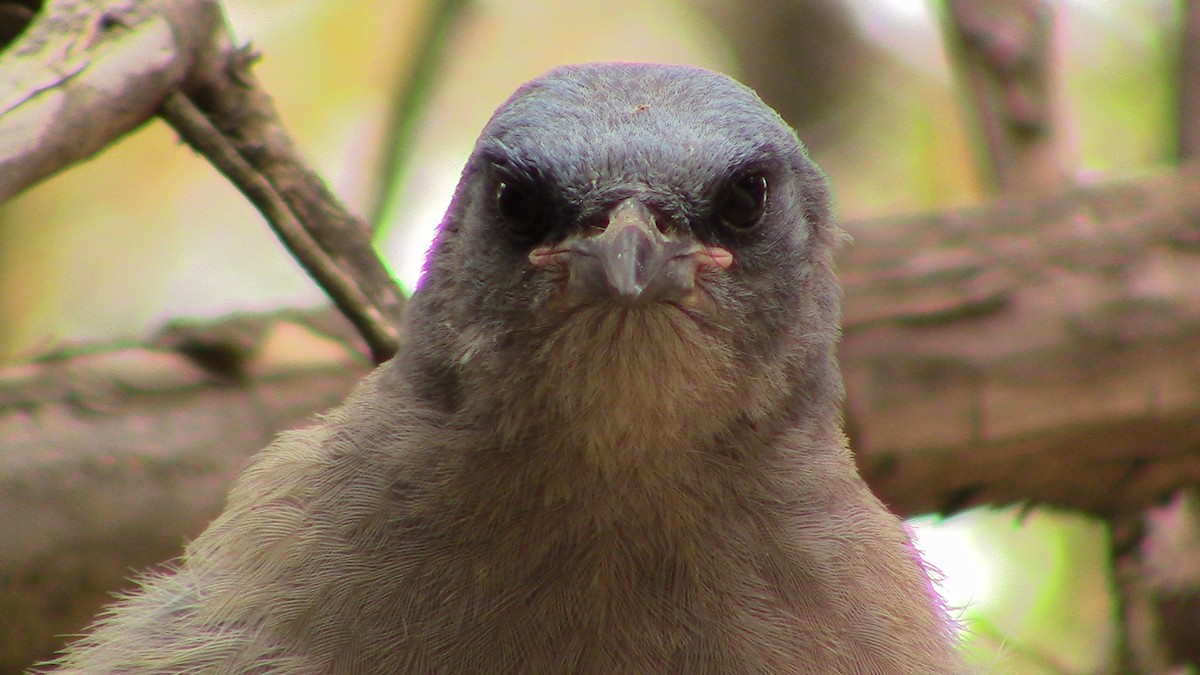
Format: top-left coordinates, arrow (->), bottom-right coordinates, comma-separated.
0,311 -> 369,671
844,164 -> 1200,517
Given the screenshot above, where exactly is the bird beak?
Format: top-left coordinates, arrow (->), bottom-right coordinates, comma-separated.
529,198 -> 733,304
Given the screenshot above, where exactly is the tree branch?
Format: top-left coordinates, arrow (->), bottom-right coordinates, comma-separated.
940,0 -> 1065,192
0,0 -> 224,200
167,41 -> 407,362
0,0 -> 406,364
158,91 -> 401,364
0,308 -> 369,672
844,162 -> 1200,517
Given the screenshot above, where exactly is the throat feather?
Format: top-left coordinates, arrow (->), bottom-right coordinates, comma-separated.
511,306 -> 739,460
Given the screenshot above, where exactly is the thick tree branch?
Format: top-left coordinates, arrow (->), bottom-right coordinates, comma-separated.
0,0 -> 224,199
844,163 -> 1200,517
0,308 -> 370,672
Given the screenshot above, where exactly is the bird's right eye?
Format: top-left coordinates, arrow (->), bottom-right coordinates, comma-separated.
495,177 -> 547,243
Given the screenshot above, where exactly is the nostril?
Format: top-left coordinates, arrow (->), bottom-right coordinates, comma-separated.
595,198 -> 680,240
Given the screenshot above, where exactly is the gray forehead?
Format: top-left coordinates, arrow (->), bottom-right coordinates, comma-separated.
474,64 -> 804,190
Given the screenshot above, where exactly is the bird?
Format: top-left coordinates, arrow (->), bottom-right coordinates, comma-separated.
46,62 -> 965,673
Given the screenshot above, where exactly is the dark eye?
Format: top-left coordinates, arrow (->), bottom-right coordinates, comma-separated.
495,175 -> 550,243
717,172 -> 768,232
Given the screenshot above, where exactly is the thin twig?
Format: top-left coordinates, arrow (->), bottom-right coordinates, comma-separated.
940,0 -> 1065,193
160,92 -> 400,363
170,42 -> 407,364
367,0 -> 471,232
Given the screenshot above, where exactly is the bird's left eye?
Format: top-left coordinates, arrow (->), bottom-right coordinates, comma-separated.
717,172 -> 768,232
495,178 -> 547,242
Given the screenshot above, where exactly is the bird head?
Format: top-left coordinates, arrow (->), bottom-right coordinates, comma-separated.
404,63 -> 844,455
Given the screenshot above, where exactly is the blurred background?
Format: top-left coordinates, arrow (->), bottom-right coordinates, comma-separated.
0,0 -> 1185,671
